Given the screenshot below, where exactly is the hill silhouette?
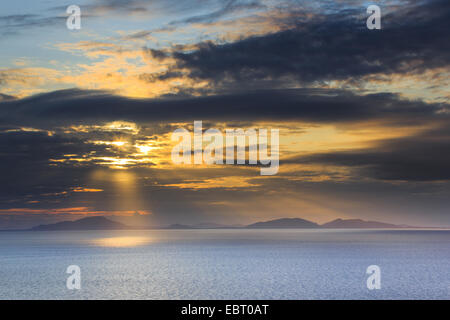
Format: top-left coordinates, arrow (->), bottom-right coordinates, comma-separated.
321,218 -> 403,228
247,218 -> 319,229
31,216 -> 128,231
27,216 -> 415,231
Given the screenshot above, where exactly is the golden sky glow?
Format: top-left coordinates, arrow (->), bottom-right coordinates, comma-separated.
1,0 -> 449,229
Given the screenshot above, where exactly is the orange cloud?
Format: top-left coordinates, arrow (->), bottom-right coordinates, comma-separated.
0,207 -> 151,216
72,187 -> 104,192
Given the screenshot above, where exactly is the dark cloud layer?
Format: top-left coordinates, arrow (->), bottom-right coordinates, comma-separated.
0,88 -> 447,128
165,0 -> 450,85
290,125 -> 450,181
0,93 -> 16,101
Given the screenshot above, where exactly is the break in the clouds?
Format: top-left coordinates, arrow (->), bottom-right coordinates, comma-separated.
1,87 -> 450,228
288,125 -> 450,182
0,0 -> 449,229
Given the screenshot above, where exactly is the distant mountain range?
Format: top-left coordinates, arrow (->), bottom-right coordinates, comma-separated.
247,218 -> 319,229
167,222 -> 244,229
27,216 -> 417,231
321,218 -> 404,229
31,216 -> 128,231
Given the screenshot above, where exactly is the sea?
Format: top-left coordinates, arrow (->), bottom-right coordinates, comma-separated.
0,229 -> 449,299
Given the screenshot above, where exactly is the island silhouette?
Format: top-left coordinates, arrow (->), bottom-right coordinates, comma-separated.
31,216 -> 127,231
27,216 -> 418,231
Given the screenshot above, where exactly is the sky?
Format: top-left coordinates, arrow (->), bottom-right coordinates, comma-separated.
0,0 -> 449,229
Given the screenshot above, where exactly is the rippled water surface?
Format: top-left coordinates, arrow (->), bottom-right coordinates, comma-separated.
0,229 -> 449,299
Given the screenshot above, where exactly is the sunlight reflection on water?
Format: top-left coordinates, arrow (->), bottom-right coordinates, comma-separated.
91,236 -> 152,247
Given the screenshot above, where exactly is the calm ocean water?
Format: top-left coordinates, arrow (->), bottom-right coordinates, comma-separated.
0,229 -> 449,299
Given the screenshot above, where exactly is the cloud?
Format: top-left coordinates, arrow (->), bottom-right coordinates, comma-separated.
0,67 -> 63,98
0,87 -> 447,129
288,125 -> 450,181
0,93 -> 16,101
49,1 -> 150,16
0,13 -> 65,37
169,0 -> 266,25
1,87 -> 449,216
163,0 -> 449,86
